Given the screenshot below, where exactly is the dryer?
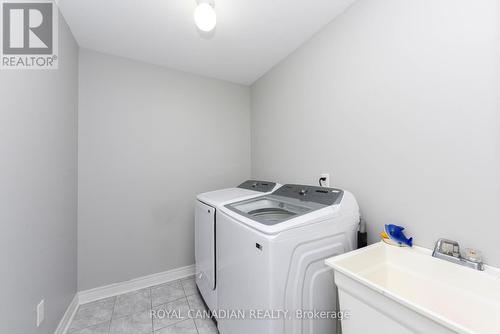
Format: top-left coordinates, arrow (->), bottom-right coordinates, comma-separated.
195,180 -> 280,312
216,184 -> 359,334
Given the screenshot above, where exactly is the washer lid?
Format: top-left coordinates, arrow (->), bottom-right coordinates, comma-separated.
227,196 -> 315,225
224,184 -> 344,226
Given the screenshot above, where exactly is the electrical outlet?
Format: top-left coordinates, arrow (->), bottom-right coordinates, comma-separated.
320,173 -> 330,187
36,299 -> 44,327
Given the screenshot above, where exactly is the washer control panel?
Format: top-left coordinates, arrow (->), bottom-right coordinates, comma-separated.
238,180 -> 277,193
272,184 -> 343,206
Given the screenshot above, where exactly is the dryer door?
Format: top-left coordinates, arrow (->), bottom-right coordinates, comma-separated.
195,200 -> 216,290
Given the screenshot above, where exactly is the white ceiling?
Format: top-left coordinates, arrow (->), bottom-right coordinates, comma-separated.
57,0 -> 355,85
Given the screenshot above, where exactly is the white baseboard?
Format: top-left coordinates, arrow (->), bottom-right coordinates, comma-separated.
78,265 -> 195,305
54,294 -> 79,334
54,265 -> 195,333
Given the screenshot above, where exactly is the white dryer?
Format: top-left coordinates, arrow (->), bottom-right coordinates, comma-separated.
195,180 -> 280,312
216,184 -> 359,334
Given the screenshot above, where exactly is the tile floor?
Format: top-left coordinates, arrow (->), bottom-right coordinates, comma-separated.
67,277 -> 218,334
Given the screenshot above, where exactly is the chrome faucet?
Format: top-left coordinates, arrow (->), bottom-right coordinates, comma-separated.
432,238 -> 484,271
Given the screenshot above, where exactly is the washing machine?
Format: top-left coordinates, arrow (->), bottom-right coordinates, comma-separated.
216,184 -> 359,334
195,180 -> 281,312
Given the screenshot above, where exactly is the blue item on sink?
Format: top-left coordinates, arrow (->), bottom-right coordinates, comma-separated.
385,224 -> 413,247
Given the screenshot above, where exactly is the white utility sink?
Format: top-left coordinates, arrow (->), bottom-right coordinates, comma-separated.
325,242 -> 500,334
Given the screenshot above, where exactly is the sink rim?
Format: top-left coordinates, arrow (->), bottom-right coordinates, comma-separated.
325,242 -> 500,334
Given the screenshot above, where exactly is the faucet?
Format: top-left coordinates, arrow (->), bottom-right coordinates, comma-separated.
432,238 -> 484,271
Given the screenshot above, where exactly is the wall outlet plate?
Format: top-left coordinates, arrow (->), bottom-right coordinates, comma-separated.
36,299 -> 44,327
320,173 -> 330,187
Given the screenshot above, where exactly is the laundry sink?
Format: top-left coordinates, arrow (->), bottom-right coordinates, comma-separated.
325,242 -> 500,334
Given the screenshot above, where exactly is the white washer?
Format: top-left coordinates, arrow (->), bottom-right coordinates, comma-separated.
217,184 -> 360,334
195,180 -> 281,312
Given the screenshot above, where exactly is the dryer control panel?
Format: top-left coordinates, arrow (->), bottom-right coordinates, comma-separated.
273,184 -> 344,206
238,180 -> 276,193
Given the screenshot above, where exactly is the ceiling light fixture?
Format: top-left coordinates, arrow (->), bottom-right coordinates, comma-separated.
194,3 -> 216,32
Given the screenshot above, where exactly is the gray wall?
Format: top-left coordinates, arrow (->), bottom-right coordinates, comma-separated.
0,14 -> 79,334
78,49 -> 251,290
251,0 -> 500,265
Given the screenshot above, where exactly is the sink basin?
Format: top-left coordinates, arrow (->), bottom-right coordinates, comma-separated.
325,242 -> 500,334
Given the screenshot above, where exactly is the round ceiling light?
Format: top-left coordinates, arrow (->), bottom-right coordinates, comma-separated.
194,3 -> 216,32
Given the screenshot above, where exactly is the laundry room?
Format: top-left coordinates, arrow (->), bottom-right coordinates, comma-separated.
1,0 -> 499,334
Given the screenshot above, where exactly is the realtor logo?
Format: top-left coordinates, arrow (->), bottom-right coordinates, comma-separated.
1,0 -> 58,69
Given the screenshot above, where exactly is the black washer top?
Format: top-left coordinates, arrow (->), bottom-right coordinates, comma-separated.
238,180 -> 276,193
272,184 -> 343,206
